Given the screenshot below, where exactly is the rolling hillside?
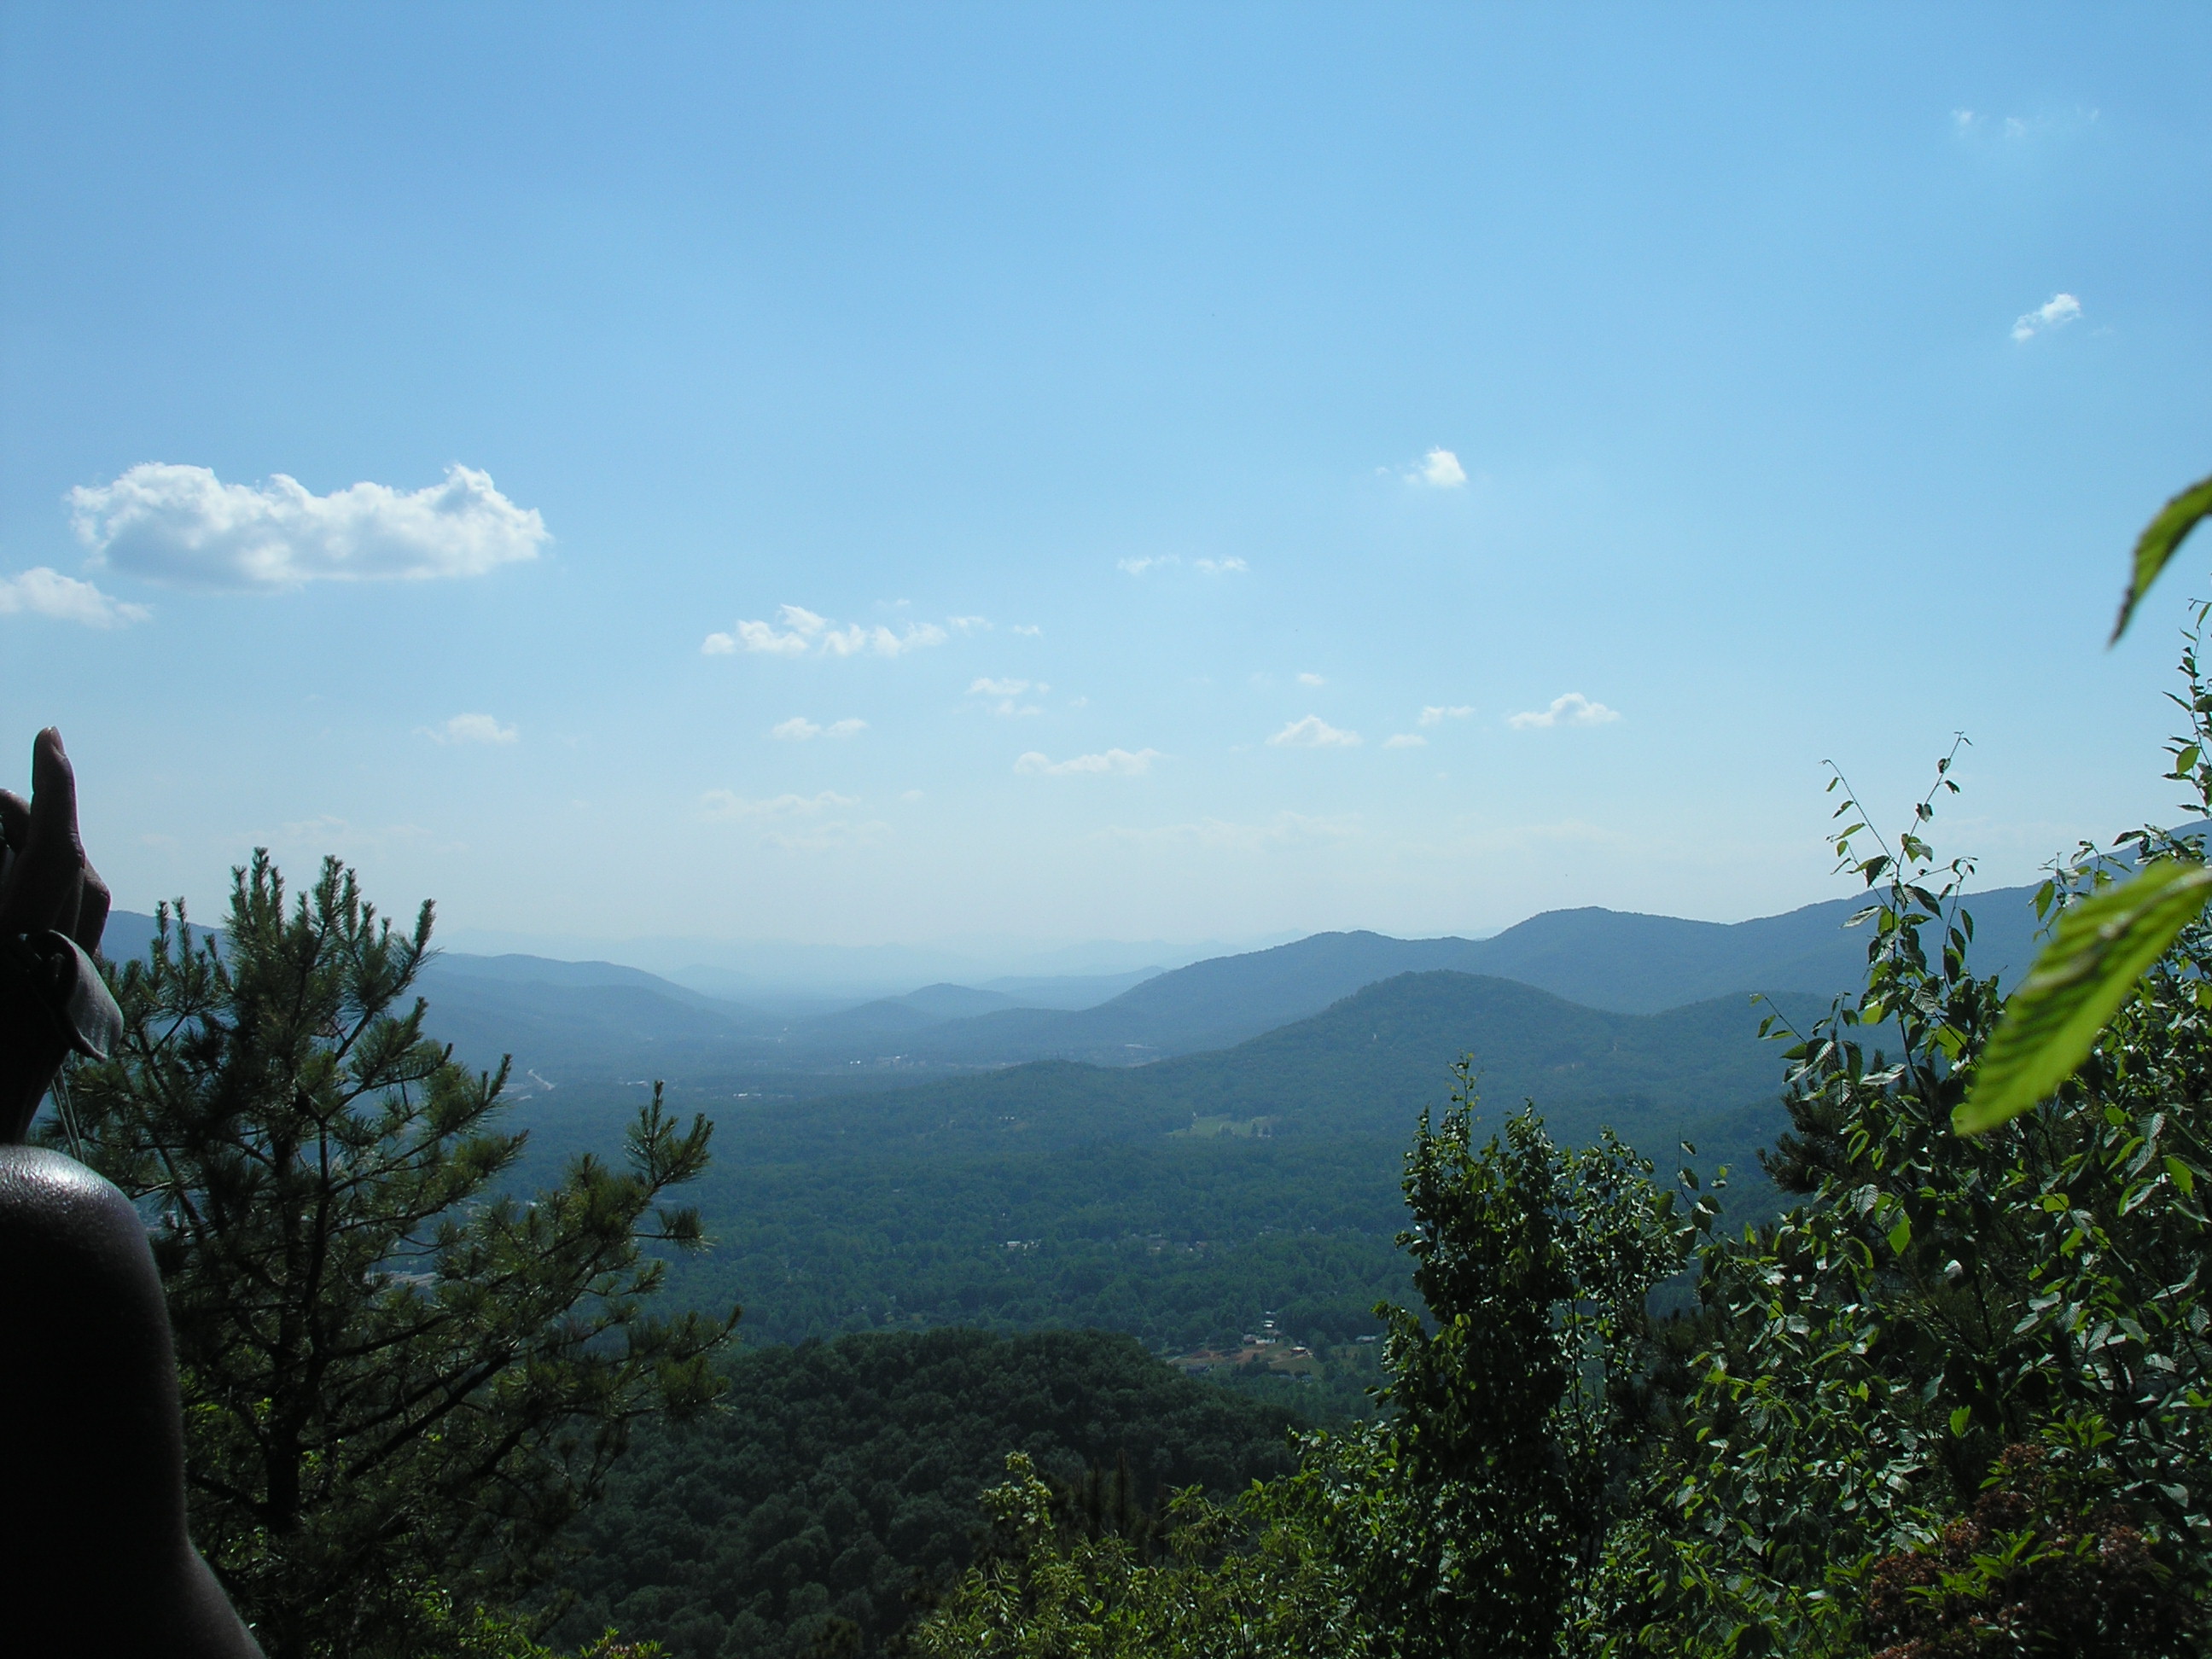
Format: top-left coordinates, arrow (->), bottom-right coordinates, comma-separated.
644,970 -> 1829,1162
517,969 -> 1826,1354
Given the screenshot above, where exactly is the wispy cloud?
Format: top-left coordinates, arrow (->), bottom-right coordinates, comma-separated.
1117,555 -> 1178,576
1508,692 -> 1621,730
0,566 -> 148,627
1384,732 -> 1428,748
703,604 -> 952,659
770,716 -> 867,741
1267,714 -> 1361,748
2011,293 -> 2082,343
700,789 -> 860,821
1407,447 -> 1468,488
698,788 -> 884,847
422,713 -> 517,746
1011,623 -> 1042,637
1296,672 -> 1326,687
970,676 -> 1048,716
69,463 -> 545,591
1956,107 -> 2099,143
1015,748 -> 1160,777
1195,556 -> 1249,575
1418,704 -> 1474,726
1101,811 -> 1360,851
273,815 -> 437,858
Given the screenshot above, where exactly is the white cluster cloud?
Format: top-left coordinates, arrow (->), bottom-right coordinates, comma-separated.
1384,733 -> 1428,748
68,463 -> 546,590
422,712 -> 518,746
1409,448 -> 1468,488
1267,715 -> 1361,748
1117,555 -> 1176,576
1195,556 -> 1249,574
2011,293 -> 2082,342
1296,672 -> 1326,687
1508,692 -> 1621,730
700,788 -> 859,820
1011,623 -> 1042,637
1015,748 -> 1160,777
0,566 -> 148,627
771,716 -> 867,741
702,604 -> 954,659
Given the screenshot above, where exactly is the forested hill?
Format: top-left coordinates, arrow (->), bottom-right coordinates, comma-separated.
542,1329 -> 1304,1659
637,970 -> 1831,1165
512,970 -> 1822,1359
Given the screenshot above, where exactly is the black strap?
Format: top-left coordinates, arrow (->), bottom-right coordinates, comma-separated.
0,931 -> 122,1062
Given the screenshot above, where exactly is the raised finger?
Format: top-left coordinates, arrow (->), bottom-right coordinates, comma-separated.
0,728 -> 85,936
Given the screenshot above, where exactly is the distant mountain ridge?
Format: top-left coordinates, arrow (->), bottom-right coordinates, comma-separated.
832,882 -> 2046,1073
1458,883 -> 2050,1013
93,880 -> 2050,1087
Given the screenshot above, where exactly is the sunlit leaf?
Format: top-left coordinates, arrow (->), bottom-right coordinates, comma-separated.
2111,471 -> 2212,644
1955,859 -> 2212,1133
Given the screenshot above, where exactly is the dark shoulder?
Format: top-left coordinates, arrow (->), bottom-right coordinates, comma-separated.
0,1152 -> 262,1654
0,1145 -> 155,1292
0,1144 -> 183,1522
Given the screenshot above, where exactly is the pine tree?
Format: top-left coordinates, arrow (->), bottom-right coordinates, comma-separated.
63,852 -> 736,1659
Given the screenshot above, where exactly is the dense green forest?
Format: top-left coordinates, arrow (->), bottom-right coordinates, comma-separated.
503,973 -> 1812,1359
538,1330 -> 1307,1658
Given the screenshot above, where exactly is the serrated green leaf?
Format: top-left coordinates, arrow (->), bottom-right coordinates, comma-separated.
1955,859 -> 2212,1133
2111,470 -> 2212,644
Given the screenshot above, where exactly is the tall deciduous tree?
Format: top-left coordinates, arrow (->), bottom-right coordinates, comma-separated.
62,853 -> 736,1659
1340,1086 -> 1694,1657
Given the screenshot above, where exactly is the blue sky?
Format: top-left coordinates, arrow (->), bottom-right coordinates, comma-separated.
3,5 -> 2208,975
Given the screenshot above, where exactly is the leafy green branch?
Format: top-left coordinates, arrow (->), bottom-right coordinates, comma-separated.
1959,470 -> 2212,1133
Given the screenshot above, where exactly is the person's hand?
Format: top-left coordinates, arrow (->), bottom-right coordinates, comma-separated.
0,727 -> 109,954
1,729 -> 112,1141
